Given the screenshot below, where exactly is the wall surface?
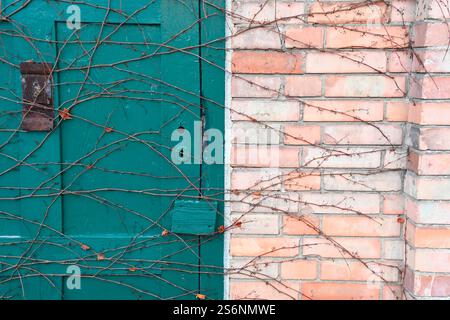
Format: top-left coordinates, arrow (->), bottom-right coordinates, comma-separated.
227,0 -> 450,299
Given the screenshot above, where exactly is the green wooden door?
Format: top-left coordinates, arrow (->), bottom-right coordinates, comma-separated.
0,0 -> 224,300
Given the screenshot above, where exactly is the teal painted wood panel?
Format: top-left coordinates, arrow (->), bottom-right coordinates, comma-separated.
199,0 -> 226,300
0,0 -> 225,300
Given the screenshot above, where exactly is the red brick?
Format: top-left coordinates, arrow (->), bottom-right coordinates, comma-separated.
232,75 -> 281,98
231,146 -> 300,168
233,51 -> 303,74
384,148 -> 408,169
298,192 -> 380,214
409,249 -> 450,273
306,51 -> 386,73
411,76 -> 450,99
413,50 -> 450,73
230,191 -> 299,214
233,1 -> 275,24
325,75 -> 406,97
413,23 -> 450,47
232,122 -> 281,145
230,281 -> 300,300
284,172 -> 321,191
383,285 -> 403,300
302,147 -> 381,168
233,28 -> 282,49
285,26 -> 324,48
408,152 -> 450,175
409,103 -> 450,125
323,216 -> 401,237
231,169 -> 282,191
304,100 -> 384,122
407,150 -> 420,172
326,26 -> 409,49
384,239 -> 404,260
308,1 -> 388,24
230,214 -> 279,235
322,124 -> 403,145
233,1 -> 305,24
284,124 -> 321,145
427,1 -> 450,19
231,237 -> 299,257
302,282 -> 380,300
285,76 -> 322,97
405,174 -> 450,200
383,194 -> 405,215
406,222 -> 450,248
405,270 -> 450,297
230,258 -> 279,280
387,50 -> 412,72
406,198 -> 450,225
390,0 -> 416,23
324,171 -> 403,192
275,2 -> 306,22
417,127 -> 450,151
232,100 -> 300,121
281,260 -> 318,280
386,101 -> 409,121
303,237 -> 381,259
321,260 -> 399,281
282,215 -> 320,235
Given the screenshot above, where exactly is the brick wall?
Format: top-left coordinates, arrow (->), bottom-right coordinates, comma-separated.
403,0 -> 450,299
227,0 -> 450,300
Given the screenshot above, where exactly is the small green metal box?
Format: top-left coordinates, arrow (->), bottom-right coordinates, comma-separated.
170,200 -> 218,235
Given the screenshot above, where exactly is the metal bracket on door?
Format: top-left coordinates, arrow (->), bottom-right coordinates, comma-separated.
20,62 -> 54,131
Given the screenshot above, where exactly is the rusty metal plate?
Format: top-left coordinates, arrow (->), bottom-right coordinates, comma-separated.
20,62 -> 54,131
